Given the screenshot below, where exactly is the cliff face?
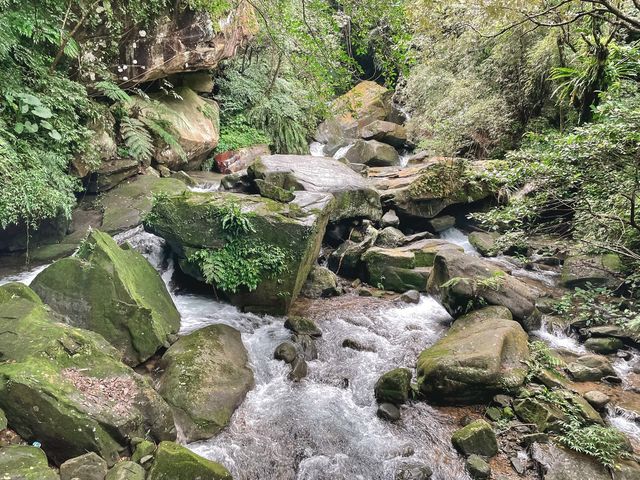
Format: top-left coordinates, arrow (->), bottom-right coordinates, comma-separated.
117,1 -> 256,85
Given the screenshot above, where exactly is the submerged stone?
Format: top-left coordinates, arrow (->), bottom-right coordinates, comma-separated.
374,368 -> 413,405
31,230 -> 180,366
157,325 -> 254,443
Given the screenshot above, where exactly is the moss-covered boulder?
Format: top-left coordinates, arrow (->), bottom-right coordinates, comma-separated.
451,420 -> 498,457
0,284 -> 176,466
584,337 -> 624,354
145,190 -> 334,314
468,232 -> 500,257
417,307 -> 530,403
561,254 -> 623,289
106,461 -> 146,480
157,325 -> 253,442
374,368 -> 412,405
0,446 -> 60,480
428,248 -> 540,328
301,265 -> 341,298
249,155 -> 382,222
369,159 -> 498,220
147,441 -> 232,480
31,230 -> 180,366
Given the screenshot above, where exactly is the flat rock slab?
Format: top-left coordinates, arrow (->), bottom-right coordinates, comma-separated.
249,154 -> 382,222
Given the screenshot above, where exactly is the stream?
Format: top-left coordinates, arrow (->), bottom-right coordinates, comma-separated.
2,225 -> 639,477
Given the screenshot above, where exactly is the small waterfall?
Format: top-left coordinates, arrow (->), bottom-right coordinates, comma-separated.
606,405 -> 640,445
533,319 -> 586,354
0,263 -> 48,286
439,228 -> 479,256
309,142 -> 326,157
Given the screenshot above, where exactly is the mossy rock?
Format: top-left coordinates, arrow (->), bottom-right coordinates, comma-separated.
0,284 -> 175,466
284,316 -> 322,337
468,232 -> 500,257
0,446 -> 60,480
560,254 -> 623,289
374,368 -> 412,405
106,461 -> 146,480
417,307 -> 530,403
157,325 -> 254,443
451,419 -> 498,457
131,440 -> 156,463
147,441 -> 232,480
31,230 -> 180,366
584,337 -> 624,354
146,190 -> 334,314
513,398 -> 567,433
0,281 -> 44,305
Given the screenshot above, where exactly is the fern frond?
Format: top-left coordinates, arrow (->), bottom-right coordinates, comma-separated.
120,117 -> 153,162
95,81 -> 131,103
141,117 -> 187,162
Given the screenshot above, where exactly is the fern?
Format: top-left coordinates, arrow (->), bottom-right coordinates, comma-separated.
120,117 -> 153,162
141,117 -> 186,162
95,81 -> 131,103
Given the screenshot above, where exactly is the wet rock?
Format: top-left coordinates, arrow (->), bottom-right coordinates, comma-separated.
531,442 -> 640,480
0,445 -> 60,480
466,454 -> 491,479
157,325 -> 254,443
521,433 -> 549,446
328,226 -> 379,277
485,406 -> 503,422
603,375 -> 623,384
293,334 -> 319,361
254,179 -> 296,203
369,158 -> 498,220
583,391 -> 610,410
335,139 -> 400,167
147,441 -> 232,480
274,342 -> 298,364
427,215 -> 455,233
0,284 -> 176,466
32,230 -> 181,366
289,356 -> 308,381
560,254 -> 623,289
301,266 -> 341,299
342,338 -> 375,352
493,394 -> 513,408
566,354 -> 615,382
60,452 -> 108,480
584,337 -> 624,354
376,227 -> 407,248
106,461 -> 146,480
400,290 -> 421,304
377,403 -> 401,422
87,159 -> 139,193
359,120 -> 408,148
249,154 -> 382,222
417,307 -> 529,403
285,316 -> 322,337
145,190 -> 334,315
451,419 -> 498,457
468,232 -> 500,257
514,397 -> 566,433
374,368 -> 413,405
394,463 -> 433,480
428,249 -> 541,328
381,209 -> 400,228
510,455 -> 527,475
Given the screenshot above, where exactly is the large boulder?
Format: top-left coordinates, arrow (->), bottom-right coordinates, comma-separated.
0,446 -> 60,480
315,81 -> 392,155
157,325 -> 254,442
359,120 -> 408,148
0,284 -> 176,465
369,158 -> 497,219
145,190 -> 334,314
136,88 -> 220,170
428,248 -> 540,328
147,441 -> 232,480
416,307 -> 530,403
334,139 -> 400,167
561,254 -> 623,289
301,265 -> 341,298
249,154 -> 382,222
31,230 -> 180,366
117,4 -> 255,85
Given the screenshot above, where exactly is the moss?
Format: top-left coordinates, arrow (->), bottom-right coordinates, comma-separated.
147,441 -> 232,480
451,420 -> 498,457
0,446 -> 60,480
0,282 -> 43,305
374,368 -> 412,405
31,230 -> 180,365
131,440 -> 156,463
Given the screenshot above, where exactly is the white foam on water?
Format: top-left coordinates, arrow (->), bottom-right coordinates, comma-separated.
309,142 -> 326,157
439,228 -> 479,256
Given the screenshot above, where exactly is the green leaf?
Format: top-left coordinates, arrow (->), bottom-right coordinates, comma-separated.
31,105 -> 53,119
14,122 -> 24,134
48,129 -> 62,141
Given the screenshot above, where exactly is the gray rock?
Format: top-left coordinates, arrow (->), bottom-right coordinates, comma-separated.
301,266 -> 341,299
510,455 -> 527,475
274,342 -> 298,364
583,391 -> 610,410
293,334 -> 319,361
381,210 -> 400,228
60,452 -> 108,480
249,154 -> 382,222
451,419 -> 498,457
400,290 -> 421,304
335,139 -> 400,167
466,454 -> 491,479
561,254 -> 623,289
376,227 -> 406,248
374,368 -> 412,405
0,446 -> 60,480
394,463 -> 433,480
359,120 -> 408,148
427,215 -> 455,233
289,356 -> 308,381
342,338 -> 376,352
0,407 -> 6,430
584,337 -> 624,354
468,232 -> 500,257
377,403 -> 401,422
106,461 -> 145,480
566,354 -> 615,382
285,316 -> 322,337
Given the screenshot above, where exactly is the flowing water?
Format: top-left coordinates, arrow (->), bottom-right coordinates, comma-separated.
119,229 -> 471,480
